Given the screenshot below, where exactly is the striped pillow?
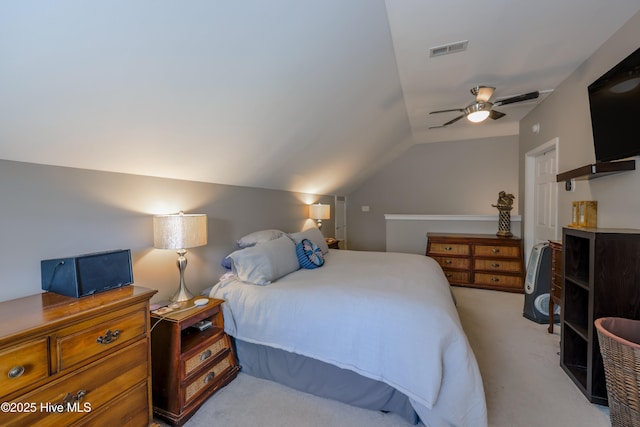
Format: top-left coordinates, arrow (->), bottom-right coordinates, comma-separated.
296,239 -> 324,269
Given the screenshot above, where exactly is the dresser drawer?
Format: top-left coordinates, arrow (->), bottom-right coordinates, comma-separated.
475,273 -> 523,289
183,331 -> 229,378
442,270 -> 471,284
432,256 -> 470,270
428,242 -> 470,256
474,244 -> 520,258
0,338 -> 49,399
474,259 -> 522,273
5,339 -> 148,427
183,350 -> 234,406
56,303 -> 147,372
72,380 -> 149,427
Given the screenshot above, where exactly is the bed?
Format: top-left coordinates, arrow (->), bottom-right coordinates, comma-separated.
208,230 -> 487,427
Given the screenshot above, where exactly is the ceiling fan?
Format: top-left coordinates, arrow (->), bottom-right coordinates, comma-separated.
429,86 -> 539,129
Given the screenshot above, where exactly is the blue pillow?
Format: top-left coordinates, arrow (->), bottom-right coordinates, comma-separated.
296,239 -> 324,269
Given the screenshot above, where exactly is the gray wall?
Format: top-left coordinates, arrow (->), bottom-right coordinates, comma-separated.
0,159 -> 333,302
347,136 -> 519,251
519,11 -> 640,230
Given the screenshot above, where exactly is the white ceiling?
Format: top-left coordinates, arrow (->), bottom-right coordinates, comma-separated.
1,1 -> 639,196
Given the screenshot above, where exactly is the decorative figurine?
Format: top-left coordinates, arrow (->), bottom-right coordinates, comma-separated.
492,191 -> 515,237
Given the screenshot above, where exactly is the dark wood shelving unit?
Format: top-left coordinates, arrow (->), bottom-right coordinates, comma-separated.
556,159 -> 635,182
561,227 -> 640,405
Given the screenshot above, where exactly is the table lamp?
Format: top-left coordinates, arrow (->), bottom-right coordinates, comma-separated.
309,203 -> 330,229
153,211 -> 207,302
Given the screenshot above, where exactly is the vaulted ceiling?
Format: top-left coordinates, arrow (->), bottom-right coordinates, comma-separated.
1,1 -> 639,195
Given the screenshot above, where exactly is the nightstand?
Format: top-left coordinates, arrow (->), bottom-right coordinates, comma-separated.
150,297 -> 240,426
326,238 -> 341,249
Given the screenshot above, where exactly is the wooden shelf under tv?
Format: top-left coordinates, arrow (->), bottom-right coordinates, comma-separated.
556,159 -> 635,182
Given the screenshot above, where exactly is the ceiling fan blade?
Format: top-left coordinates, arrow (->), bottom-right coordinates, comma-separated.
428,114 -> 465,129
442,114 -> 465,126
474,86 -> 495,103
494,91 -> 539,106
489,110 -> 506,120
430,108 -> 464,114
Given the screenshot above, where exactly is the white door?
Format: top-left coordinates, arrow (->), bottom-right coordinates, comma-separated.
335,195 -> 347,249
534,148 -> 558,244
524,138 -> 559,264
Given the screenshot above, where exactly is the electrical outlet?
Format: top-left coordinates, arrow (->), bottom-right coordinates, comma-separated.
565,179 -> 575,192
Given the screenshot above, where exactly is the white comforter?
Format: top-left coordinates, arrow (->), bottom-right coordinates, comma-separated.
210,249 -> 487,427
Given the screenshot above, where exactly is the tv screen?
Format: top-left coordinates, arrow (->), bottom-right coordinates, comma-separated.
588,46 -> 640,163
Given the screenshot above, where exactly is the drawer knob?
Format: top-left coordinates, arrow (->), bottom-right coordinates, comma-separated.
445,273 -> 453,278
200,349 -> 213,361
491,248 -> 500,254
8,366 -> 25,379
491,263 -> 500,268
444,259 -> 452,265
96,329 -> 121,345
444,246 -> 453,251
491,277 -> 500,282
204,372 -> 216,384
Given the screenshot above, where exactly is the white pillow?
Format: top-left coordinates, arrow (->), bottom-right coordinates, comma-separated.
228,235 -> 299,285
288,227 -> 329,254
237,229 -> 284,248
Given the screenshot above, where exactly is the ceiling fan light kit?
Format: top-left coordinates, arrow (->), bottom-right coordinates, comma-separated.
429,86 -> 540,129
465,102 -> 492,123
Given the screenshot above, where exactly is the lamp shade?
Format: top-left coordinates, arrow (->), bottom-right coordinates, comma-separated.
309,204 -> 330,220
153,212 -> 207,250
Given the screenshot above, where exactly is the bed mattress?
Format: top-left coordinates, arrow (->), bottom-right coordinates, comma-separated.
210,249 -> 487,427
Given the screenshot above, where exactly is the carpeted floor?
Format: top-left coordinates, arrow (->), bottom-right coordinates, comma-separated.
155,286 -> 611,427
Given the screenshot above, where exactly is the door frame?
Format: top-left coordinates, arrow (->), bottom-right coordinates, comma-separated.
524,137 -> 559,265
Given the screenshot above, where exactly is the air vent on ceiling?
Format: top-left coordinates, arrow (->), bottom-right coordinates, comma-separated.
429,40 -> 468,58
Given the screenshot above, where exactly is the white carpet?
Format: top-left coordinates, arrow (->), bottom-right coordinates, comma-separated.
155,286 -> 611,427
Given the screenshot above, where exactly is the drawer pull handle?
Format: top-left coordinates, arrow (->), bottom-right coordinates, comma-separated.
200,349 -> 213,361
204,372 -> 216,384
96,329 -> 120,345
444,260 -> 452,265
445,273 -> 453,278
491,277 -> 500,282
444,246 -> 453,251
491,263 -> 500,268
491,248 -> 500,254
8,366 -> 25,379
59,390 -> 88,411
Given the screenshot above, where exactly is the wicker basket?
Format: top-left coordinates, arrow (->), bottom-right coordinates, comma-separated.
595,317 -> 640,427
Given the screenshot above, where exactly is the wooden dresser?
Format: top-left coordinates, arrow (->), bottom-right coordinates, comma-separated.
548,240 -> 563,333
426,232 -> 525,293
0,286 -> 156,427
150,297 -> 240,426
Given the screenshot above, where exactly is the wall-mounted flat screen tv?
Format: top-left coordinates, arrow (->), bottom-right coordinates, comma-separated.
588,46 -> 640,163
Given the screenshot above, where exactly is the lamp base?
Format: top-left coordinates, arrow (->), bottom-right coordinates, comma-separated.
171,250 -> 194,302
170,286 -> 194,302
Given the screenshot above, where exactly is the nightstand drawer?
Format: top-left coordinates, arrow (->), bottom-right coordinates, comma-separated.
184,351 -> 234,405
474,259 -> 521,273
432,256 -> 470,270
443,270 -> 471,284
56,304 -> 147,371
428,243 -> 470,256
0,338 -> 49,399
474,245 -> 520,258
183,331 -> 229,378
5,339 -> 148,427
475,273 -> 523,289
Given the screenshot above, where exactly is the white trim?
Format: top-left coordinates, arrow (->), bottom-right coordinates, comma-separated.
384,214 -> 522,221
